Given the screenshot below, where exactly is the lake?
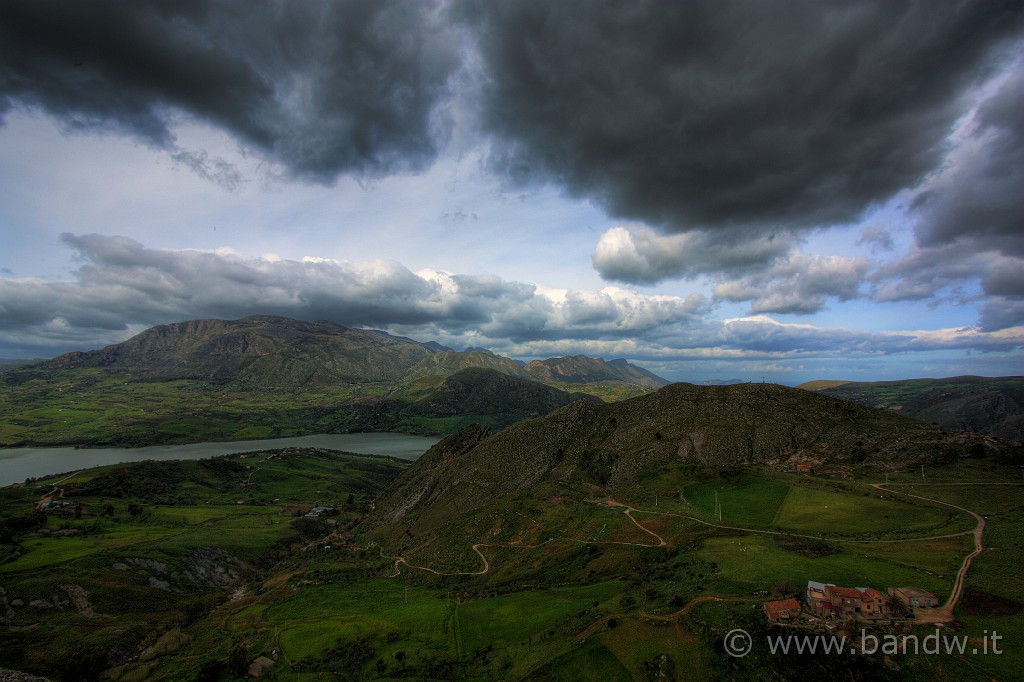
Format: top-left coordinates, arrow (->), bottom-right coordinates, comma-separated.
0,432 -> 441,487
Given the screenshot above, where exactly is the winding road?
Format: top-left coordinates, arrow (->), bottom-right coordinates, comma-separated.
378,481 -> 1002,625
871,482 -> 988,623
381,500 -> 670,577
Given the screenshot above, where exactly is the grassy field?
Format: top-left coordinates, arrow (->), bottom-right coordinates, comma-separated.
697,534 -> 952,597
458,582 -> 621,655
0,373 -> 383,446
528,637 -> 633,681
683,474 -> 790,526
772,485 -> 955,535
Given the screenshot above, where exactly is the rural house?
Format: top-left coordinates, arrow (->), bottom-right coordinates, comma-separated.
889,587 -> 938,610
805,581 -> 897,621
764,598 -> 802,623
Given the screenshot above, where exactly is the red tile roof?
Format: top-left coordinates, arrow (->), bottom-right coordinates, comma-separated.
764,598 -> 802,619
827,586 -> 862,600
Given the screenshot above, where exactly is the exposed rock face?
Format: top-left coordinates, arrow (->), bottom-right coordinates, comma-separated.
181,548 -> 249,587
374,424 -> 492,525
59,584 -> 97,618
7,315 -> 669,391
247,657 -> 275,678
16,316 -> 439,387
114,548 -> 250,592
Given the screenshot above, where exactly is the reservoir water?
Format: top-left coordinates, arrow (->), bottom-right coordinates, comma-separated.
0,432 -> 441,487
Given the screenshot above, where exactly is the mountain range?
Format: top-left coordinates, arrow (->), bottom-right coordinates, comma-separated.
0,316 -> 665,446
3,316 -> 1020,450
11,315 -> 666,390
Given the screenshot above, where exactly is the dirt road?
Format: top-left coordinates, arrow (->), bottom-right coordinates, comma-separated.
871,482 -> 988,623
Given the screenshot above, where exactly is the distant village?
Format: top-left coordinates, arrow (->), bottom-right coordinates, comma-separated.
764,581 -> 939,627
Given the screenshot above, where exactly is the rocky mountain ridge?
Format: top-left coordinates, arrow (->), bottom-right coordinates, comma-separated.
8,315 -> 666,391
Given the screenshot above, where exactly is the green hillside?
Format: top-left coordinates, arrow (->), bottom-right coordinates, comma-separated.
0,448 -> 406,679
374,382 -> 1019,532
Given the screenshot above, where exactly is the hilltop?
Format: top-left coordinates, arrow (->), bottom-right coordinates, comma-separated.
800,375 -> 1024,441
339,367 -> 602,434
11,316 -> 448,387
373,382 -> 1021,529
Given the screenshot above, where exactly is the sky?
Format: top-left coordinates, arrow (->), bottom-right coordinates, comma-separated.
0,0 -> 1022,385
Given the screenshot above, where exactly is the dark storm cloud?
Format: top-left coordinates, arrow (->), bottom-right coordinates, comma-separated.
4,1 -> 1020,212
870,245 -> 984,303
868,68 -> 1024,331
979,299 -> 1024,332
911,68 -> 1024,258
0,0 -> 460,181
465,0 -> 1023,232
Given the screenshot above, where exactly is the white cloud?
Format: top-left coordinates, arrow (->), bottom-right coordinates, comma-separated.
714,253 -> 871,314
0,234 -> 707,354
593,224 -> 797,283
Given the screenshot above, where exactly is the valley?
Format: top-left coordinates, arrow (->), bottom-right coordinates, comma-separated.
1,424 -> 1021,680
